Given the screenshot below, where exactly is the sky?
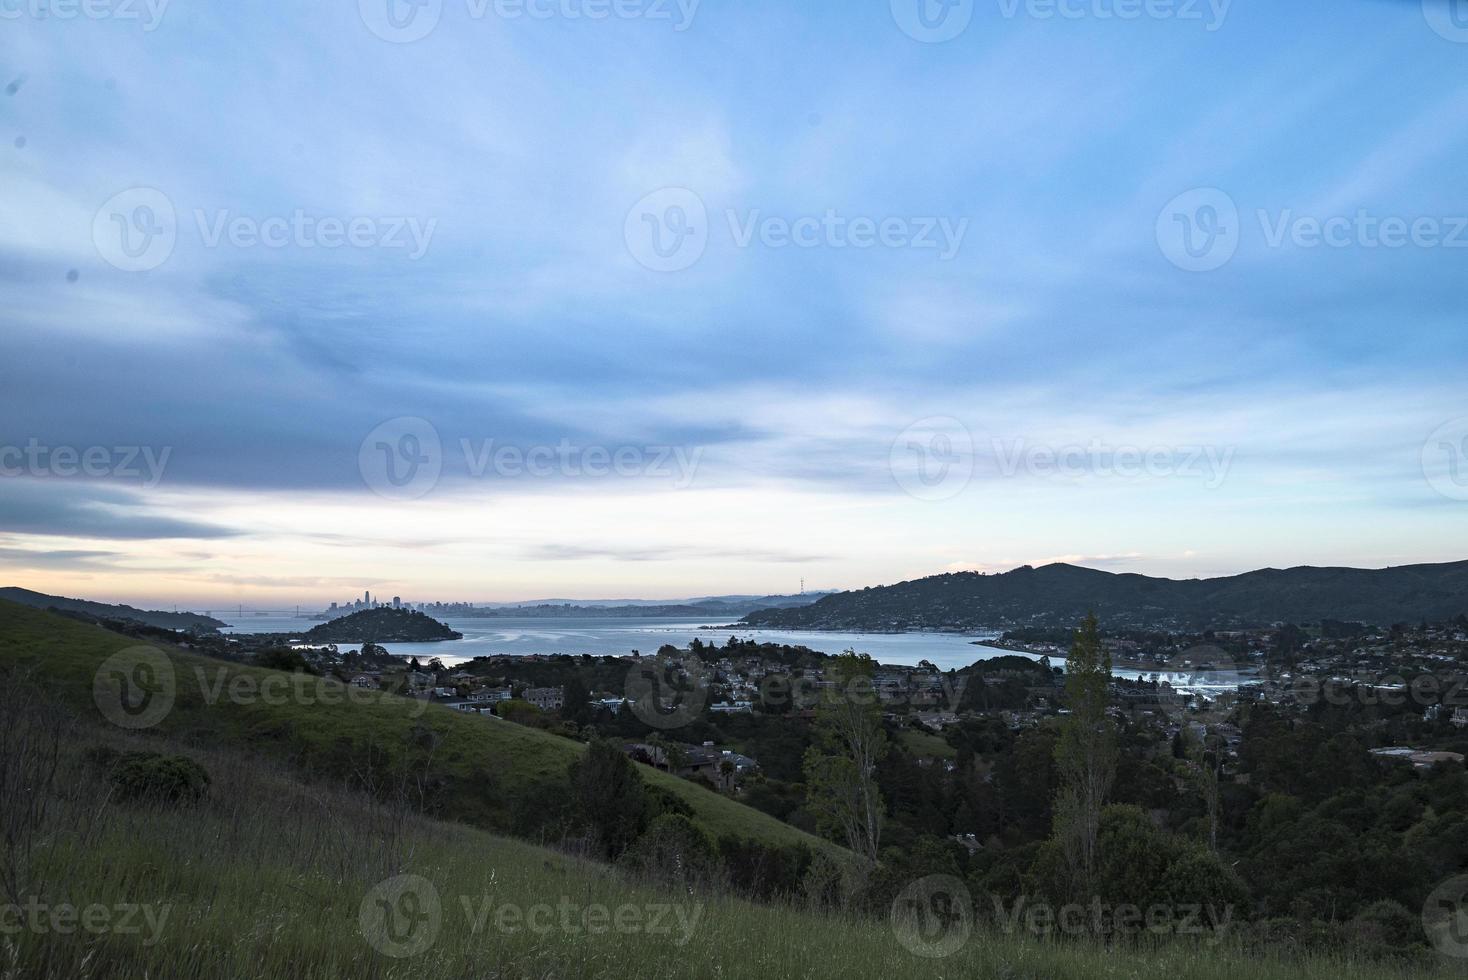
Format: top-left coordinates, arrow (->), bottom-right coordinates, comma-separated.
2,0 -> 1467,609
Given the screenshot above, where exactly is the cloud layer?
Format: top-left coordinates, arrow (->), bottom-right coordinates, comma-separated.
2,1 -> 1467,604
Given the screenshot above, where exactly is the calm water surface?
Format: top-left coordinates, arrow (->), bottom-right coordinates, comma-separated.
213,614 -> 1251,689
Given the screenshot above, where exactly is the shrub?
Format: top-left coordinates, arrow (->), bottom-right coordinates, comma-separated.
497,700 -> 548,727
109,751 -> 211,805
720,835 -> 814,901
619,814 -> 718,888
1346,900 -> 1428,960
646,783 -> 695,820
255,647 -> 317,674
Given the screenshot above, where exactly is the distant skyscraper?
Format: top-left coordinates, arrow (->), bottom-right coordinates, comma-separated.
364,590 -> 371,607
392,596 -> 401,609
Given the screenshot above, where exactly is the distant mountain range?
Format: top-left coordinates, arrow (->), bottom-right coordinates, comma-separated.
0,587 -> 228,632
432,592 -> 833,620
740,561 -> 1468,631
481,592 -> 832,609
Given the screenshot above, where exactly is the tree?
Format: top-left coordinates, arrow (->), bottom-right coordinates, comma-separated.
994,727 -> 1058,840
644,733 -> 687,772
255,647 -> 315,674
562,673 -> 592,727
497,699 -> 545,727
1187,732 -> 1223,853
568,739 -> 649,859
1095,805 -> 1246,915
803,651 -> 888,863
1052,612 -> 1116,896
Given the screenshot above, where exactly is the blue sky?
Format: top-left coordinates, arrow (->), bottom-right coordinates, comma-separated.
2,0 -> 1467,606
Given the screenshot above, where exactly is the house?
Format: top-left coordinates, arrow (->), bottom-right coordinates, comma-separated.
682,746 -> 723,779
624,742 -> 712,775
349,674 -> 378,689
524,687 -> 564,711
718,749 -> 759,773
622,742 -> 758,784
1453,707 -> 1468,728
468,687 -> 512,703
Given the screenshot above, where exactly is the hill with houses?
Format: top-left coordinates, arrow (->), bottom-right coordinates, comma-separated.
742,561 -> 1468,631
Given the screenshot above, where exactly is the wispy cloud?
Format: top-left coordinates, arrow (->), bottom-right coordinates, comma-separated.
0,482 -> 240,541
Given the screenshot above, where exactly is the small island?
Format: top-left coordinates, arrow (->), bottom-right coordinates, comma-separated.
303,607 -> 463,643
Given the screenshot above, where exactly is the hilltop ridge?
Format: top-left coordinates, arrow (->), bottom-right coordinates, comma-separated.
0,586 -> 227,631
741,560 -> 1468,631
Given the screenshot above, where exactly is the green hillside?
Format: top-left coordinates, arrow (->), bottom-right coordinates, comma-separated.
2,598 -> 1456,979
0,599 -> 823,853
0,652 -> 1444,980
0,585 -> 227,631
742,560 -> 1468,630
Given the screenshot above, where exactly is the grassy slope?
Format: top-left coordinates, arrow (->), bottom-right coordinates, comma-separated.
2,599 -> 1450,979
3,676 -> 1443,980
0,599 -> 825,852
898,729 -> 958,760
